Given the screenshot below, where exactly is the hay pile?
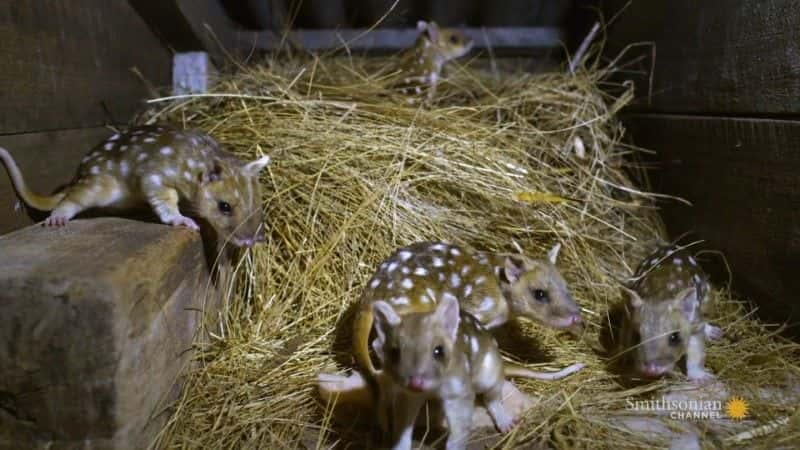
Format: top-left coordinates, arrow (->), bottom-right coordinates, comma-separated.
145,54 -> 800,449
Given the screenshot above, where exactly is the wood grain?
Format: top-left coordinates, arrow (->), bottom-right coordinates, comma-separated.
0,1 -> 171,133
0,127 -> 113,234
623,114 -> 800,332
604,0 -> 800,114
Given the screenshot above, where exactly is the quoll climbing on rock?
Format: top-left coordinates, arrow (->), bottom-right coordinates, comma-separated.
621,244 -> 724,381
394,20 -> 473,101
353,241 -> 585,378
0,125 -> 271,247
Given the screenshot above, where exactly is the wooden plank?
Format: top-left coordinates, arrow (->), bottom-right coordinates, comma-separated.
623,114 -> 800,333
0,1 -> 171,134
0,127 -> 113,235
604,0 -> 800,114
0,218 -> 219,448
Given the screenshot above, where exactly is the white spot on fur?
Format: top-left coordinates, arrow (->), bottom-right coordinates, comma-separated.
370,278 -> 380,289
461,265 -> 471,276
673,258 -> 683,266
187,158 -> 196,168
451,273 -> 460,287
137,153 -> 148,161
160,146 -> 173,155
432,243 -> 447,251
120,145 -> 128,151
183,171 -> 192,181
474,276 -> 487,285
90,166 -> 100,175
398,251 -> 412,261
387,262 -> 399,273
470,336 -> 480,354
401,278 -> 413,289
438,273 -> 446,282
393,296 -> 410,306
450,248 -> 460,256
163,167 -> 177,177
105,160 -> 113,170
480,296 -> 494,310
432,257 -> 444,267
414,267 -> 428,276
464,284 -> 472,296
120,162 -> 130,176
147,174 -> 162,186
109,134 -> 120,141
104,142 -> 114,150
82,155 -> 91,163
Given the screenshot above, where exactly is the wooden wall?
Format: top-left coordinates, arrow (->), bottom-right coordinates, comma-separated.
0,1 -> 172,234
604,0 -> 800,333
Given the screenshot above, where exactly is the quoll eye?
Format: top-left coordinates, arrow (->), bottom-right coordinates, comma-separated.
532,289 -> 549,303
433,345 -> 445,360
668,332 -> 681,346
217,201 -> 233,215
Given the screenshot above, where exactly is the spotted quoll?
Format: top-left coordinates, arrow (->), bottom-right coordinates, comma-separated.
0,125 -> 271,247
372,294 -> 515,450
353,241 -> 584,378
622,245 -> 724,381
394,20 -> 473,102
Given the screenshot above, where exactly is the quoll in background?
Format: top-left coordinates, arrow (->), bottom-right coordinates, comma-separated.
0,1 -> 798,449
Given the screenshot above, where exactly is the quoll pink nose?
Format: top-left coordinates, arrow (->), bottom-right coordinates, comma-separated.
408,376 -> 426,392
643,363 -> 664,377
569,314 -> 582,325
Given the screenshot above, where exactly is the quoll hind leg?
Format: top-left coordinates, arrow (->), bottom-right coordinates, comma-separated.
44,176 -> 124,227
142,182 -> 198,230
442,394 -> 476,450
482,381 -> 517,433
389,390 -> 425,450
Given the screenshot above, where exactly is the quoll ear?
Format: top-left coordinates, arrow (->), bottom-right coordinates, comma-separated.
372,301 -> 401,358
244,155 -> 271,177
420,20 -> 440,41
503,256 -> 525,284
205,159 -> 225,182
435,294 -> 460,342
548,242 -> 562,265
621,285 -> 644,309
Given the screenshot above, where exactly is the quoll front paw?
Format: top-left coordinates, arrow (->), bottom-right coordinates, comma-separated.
43,215 -> 70,227
170,216 -> 200,231
704,324 -> 724,341
687,368 -> 716,383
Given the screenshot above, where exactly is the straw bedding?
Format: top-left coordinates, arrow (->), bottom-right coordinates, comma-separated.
143,53 -> 800,449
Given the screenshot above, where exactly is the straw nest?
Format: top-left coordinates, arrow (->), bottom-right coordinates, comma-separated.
143,53 -> 800,449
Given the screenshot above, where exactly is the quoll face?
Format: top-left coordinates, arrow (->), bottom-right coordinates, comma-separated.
419,21 -> 473,62
372,293 -> 460,393
503,252 -> 584,331
626,246 -> 709,377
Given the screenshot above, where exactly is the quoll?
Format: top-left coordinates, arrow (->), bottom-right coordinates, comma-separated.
622,245 -> 723,381
394,20 -> 473,101
353,241 -> 585,378
0,125 -> 271,247
372,294 -> 515,450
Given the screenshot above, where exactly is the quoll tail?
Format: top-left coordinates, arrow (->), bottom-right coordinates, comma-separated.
0,147 -> 65,211
505,362 -> 585,381
353,307 -> 379,377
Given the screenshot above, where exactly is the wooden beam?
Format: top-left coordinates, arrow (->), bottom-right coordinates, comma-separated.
0,1 -> 171,134
623,113 -> 800,334
604,0 -> 800,115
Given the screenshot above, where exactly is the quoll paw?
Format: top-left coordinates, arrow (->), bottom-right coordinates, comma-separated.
495,414 -> 519,434
170,216 -> 200,231
687,369 -> 716,383
704,324 -> 724,341
43,215 -> 70,227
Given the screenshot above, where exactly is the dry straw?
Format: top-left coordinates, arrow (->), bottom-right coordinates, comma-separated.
144,53 -> 799,448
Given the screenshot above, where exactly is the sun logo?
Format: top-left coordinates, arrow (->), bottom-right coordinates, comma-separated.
726,397 -> 749,420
